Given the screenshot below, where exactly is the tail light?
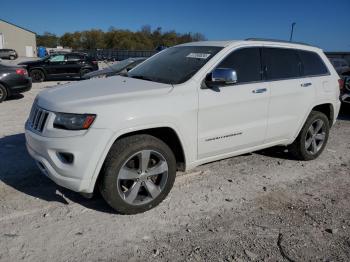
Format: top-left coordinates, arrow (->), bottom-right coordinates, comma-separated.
338,79 -> 344,90
92,60 -> 97,65
16,68 -> 28,76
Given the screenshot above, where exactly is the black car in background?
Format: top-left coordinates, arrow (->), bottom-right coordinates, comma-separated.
0,49 -> 18,60
83,57 -> 146,79
0,63 -> 31,102
18,52 -> 98,82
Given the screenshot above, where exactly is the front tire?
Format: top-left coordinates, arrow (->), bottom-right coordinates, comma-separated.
99,135 -> 177,214
0,84 -> 8,102
80,69 -> 91,78
288,111 -> 330,160
30,69 -> 45,82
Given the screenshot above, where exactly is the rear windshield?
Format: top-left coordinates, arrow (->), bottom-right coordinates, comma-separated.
128,46 -> 223,84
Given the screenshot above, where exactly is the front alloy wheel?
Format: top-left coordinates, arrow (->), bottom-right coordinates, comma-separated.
99,135 -> 177,214
117,150 -> 168,205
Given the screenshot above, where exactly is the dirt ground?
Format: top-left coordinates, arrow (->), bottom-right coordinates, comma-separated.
0,81 -> 349,262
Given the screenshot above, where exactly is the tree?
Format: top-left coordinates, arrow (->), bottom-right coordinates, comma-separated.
37,32 -> 59,47
37,27 -> 206,50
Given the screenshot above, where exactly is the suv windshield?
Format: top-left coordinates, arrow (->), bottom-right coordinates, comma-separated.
127,46 -> 223,84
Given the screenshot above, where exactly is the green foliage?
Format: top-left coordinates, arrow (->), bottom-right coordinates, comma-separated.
37,32 -> 59,47
37,26 -> 206,50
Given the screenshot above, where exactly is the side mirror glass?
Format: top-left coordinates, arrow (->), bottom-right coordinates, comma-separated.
205,68 -> 237,88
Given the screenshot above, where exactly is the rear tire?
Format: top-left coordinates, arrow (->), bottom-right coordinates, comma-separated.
30,69 -> 45,82
288,111 -> 330,160
0,84 -> 8,102
99,134 -> 177,214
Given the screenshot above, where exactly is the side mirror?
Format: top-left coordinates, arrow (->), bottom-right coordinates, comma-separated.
205,68 -> 237,88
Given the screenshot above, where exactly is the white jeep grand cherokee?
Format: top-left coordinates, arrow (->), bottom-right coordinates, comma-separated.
25,39 -> 341,214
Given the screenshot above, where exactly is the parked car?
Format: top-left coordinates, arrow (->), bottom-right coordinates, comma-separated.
340,76 -> 350,104
18,52 -> 98,82
0,49 -> 18,60
0,63 -> 31,102
25,39 -> 341,214
329,58 -> 350,76
83,57 -> 146,79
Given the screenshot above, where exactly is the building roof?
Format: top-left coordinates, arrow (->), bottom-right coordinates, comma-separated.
0,19 -> 36,35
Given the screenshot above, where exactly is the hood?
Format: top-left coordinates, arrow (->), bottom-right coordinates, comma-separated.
37,76 -> 173,112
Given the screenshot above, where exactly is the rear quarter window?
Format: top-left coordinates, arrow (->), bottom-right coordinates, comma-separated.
298,50 -> 329,76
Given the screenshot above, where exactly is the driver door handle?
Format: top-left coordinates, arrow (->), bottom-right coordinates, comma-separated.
252,88 -> 267,94
301,82 -> 312,87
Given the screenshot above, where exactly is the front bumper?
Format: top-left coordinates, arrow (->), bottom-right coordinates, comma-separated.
25,126 -> 113,193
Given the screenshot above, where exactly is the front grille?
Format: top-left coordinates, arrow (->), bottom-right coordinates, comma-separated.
29,106 -> 49,133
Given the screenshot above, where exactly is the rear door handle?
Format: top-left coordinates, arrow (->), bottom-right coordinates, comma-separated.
252,88 -> 267,94
301,82 -> 312,87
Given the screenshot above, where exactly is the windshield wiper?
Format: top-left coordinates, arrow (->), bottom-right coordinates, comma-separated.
129,75 -> 155,82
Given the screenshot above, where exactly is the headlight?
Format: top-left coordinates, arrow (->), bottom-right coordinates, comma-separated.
53,113 -> 96,130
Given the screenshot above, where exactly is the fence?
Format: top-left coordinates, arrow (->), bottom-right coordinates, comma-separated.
81,49 -> 158,61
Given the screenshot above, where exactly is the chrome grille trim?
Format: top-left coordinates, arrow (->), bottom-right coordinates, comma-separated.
29,105 -> 49,133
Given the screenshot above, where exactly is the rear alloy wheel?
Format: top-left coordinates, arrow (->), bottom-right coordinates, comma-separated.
0,84 -> 8,102
9,55 -> 15,60
288,111 -> 330,160
30,69 -> 45,82
99,135 -> 176,214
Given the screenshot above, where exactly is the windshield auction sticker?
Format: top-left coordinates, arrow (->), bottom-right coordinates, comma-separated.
186,53 -> 211,59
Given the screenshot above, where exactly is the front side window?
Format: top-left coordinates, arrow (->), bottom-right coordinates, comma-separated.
263,47 -> 301,80
216,47 -> 262,84
128,46 -> 223,84
298,50 -> 328,76
49,55 -> 65,62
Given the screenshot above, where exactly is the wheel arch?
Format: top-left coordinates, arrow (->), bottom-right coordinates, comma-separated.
0,81 -> 9,98
311,103 -> 334,127
89,125 -> 187,193
290,102 -> 335,145
29,67 -> 47,76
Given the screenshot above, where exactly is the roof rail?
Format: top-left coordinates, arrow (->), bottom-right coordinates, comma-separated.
245,38 -> 313,47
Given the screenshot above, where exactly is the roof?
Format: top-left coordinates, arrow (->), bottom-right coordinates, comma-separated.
179,39 -> 320,50
0,19 -> 36,35
179,41 -> 236,47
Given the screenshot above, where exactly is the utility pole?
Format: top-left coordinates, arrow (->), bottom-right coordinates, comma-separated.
289,22 -> 296,42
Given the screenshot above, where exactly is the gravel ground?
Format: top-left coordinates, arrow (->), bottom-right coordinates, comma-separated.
0,82 -> 349,262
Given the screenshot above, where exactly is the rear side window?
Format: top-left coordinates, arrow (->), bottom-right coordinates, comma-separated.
262,48 -> 301,80
217,48 -> 262,83
298,50 -> 328,76
67,54 -> 83,61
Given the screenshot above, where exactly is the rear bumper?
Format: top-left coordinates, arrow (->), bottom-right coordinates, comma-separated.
6,78 -> 32,95
8,82 -> 32,95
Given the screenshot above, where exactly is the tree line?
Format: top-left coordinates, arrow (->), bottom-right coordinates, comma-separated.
37,26 -> 206,50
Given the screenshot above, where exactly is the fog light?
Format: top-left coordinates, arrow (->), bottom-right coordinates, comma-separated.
57,152 -> 74,164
